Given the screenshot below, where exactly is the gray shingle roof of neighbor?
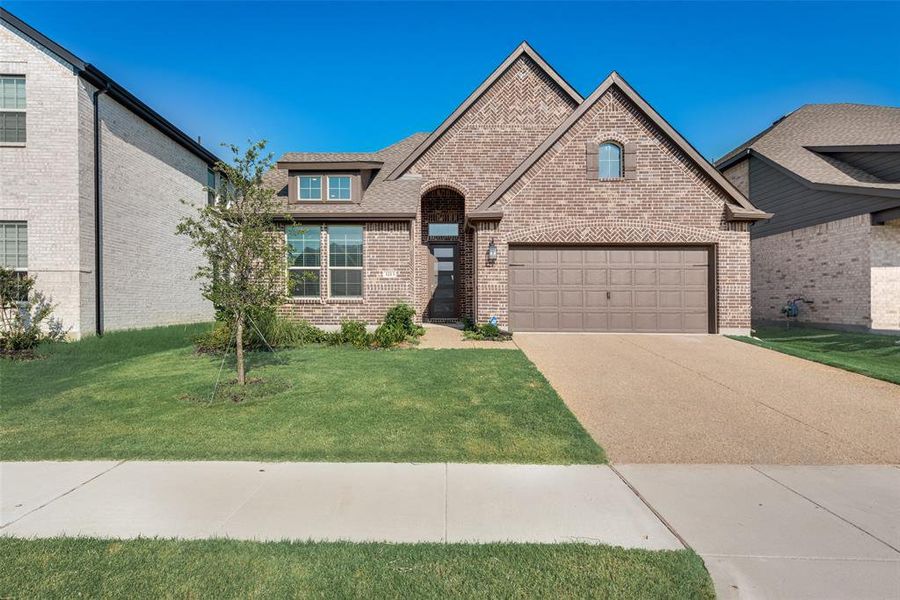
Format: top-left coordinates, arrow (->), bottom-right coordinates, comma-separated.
264,132 -> 428,217
716,104 -> 900,197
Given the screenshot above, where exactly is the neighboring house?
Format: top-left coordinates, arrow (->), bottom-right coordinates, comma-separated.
0,9 -> 216,337
717,104 -> 900,333
264,42 -> 767,334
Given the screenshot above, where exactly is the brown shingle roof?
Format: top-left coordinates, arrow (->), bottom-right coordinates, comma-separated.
716,104 -> 900,196
264,133 -> 428,218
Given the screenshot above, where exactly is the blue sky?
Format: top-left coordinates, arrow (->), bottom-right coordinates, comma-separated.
7,1 -> 900,162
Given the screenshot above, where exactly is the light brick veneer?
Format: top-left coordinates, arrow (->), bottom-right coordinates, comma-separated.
752,214 -> 876,328
871,220 -> 900,331
1,21 -> 213,337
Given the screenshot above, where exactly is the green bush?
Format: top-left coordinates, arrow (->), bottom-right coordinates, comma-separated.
373,323 -> 407,348
0,267 -> 69,357
463,321 -> 511,341
193,309 -> 327,354
328,320 -> 372,349
382,303 -> 424,337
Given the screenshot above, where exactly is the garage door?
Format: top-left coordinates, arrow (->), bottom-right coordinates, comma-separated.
508,246 -> 710,333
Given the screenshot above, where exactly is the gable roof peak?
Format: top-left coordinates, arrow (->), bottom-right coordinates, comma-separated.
387,41 -> 583,180
473,70 -> 765,218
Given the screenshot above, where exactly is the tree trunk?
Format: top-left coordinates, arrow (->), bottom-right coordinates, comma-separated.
235,312 -> 245,385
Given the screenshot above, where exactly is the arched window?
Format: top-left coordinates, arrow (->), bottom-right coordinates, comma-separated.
598,142 -> 623,179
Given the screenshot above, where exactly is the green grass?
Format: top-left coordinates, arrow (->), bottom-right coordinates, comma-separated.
731,326 -> 900,385
0,538 -> 713,599
0,324 -> 603,463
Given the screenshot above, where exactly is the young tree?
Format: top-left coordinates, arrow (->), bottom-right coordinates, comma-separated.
177,140 -> 285,384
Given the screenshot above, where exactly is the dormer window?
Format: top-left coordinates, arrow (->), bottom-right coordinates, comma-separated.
599,142 -> 623,179
327,176 -> 351,201
299,176 -> 322,200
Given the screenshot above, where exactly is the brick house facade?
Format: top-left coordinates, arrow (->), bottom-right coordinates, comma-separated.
717,104 -> 900,333
1,10 -> 215,337
267,43 -> 767,334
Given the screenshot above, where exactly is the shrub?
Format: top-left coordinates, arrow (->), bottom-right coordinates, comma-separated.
373,322 -> 407,348
0,267 -> 69,357
463,321 -> 512,341
382,303 -> 424,337
328,320 -> 372,349
193,308 -> 328,354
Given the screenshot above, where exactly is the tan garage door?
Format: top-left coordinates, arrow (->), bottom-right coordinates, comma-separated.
508,246 -> 710,333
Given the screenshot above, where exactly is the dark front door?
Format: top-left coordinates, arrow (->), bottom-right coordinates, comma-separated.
429,244 -> 457,319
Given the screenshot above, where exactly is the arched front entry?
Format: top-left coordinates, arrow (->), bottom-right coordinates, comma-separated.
420,187 -> 467,321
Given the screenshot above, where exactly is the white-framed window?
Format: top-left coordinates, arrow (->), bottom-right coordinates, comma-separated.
428,222 -> 459,237
328,225 -> 363,297
0,76 -> 26,145
327,176 -> 351,201
299,176 -> 322,201
598,142 -> 623,179
286,226 -> 321,298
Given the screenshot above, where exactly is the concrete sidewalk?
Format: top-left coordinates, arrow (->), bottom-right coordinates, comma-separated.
620,465 -> 900,600
0,461 -> 678,549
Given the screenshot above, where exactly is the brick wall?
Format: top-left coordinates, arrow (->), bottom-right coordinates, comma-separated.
721,159 -> 750,197
407,55 -> 578,320
480,88 -> 751,332
869,219 -> 900,331
91,89 -> 213,331
0,22 -> 84,335
751,214 -> 872,327
278,222 -> 414,326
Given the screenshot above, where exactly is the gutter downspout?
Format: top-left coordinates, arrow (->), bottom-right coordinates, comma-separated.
93,85 -> 108,336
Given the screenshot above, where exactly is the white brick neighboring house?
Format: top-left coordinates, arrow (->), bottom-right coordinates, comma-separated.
717,104 -> 900,334
0,10 -> 215,337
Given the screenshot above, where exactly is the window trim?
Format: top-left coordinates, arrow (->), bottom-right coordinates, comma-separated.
326,175 -> 352,202
0,75 -> 26,147
598,141 -> 623,179
286,225 -> 322,299
327,224 -> 364,299
0,221 -> 28,272
298,175 -> 323,202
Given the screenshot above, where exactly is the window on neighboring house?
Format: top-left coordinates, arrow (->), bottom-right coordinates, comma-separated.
0,76 -> 26,145
428,222 -> 459,237
598,142 -> 623,179
0,222 -> 28,302
207,168 -> 217,205
286,226 -> 321,298
327,176 -> 351,201
328,225 -> 363,297
299,176 -> 322,201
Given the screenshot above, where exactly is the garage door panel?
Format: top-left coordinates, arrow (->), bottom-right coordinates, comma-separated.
610,269 -> 633,285
684,290 -> 707,309
534,312 -> 559,330
561,269 -> 583,285
508,246 -> 710,333
634,269 -> 657,285
559,312 -> 584,330
658,269 -> 683,285
585,290 -> 609,308
609,290 -> 633,307
535,290 -> 558,307
634,290 -> 658,307
535,269 -> 558,285
683,268 -> 708,286
560,290 -> 583,308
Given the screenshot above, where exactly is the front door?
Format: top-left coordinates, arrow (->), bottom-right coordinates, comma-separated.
429,244 -> 457,319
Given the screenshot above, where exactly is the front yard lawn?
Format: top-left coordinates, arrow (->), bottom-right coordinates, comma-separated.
732,326 -> 900,385
0,538 -> 713,599
0,324 -> 603,463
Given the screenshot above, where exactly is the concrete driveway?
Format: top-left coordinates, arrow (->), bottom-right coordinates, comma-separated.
515,334 -> 900,464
